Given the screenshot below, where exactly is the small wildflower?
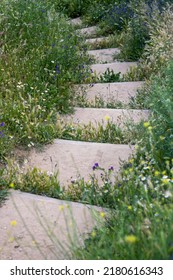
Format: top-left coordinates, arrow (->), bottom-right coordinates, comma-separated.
154,171 -> 160,176
128,205 -> 132,210
125,235 -> 137,244
104,115 -> 110,121
143,122 -> 150,128
100,212 -> 105,218
0,122 -> 5,127
108,166 -> 114,171
161,177 -> 170,185
10,220 -> 17,227
148,126 -> 152,131
59,205 -> 65,211
160,136 -> 165,141
9,183 -> 14,188
91,231 -> 96,238
92,163 -> 99,170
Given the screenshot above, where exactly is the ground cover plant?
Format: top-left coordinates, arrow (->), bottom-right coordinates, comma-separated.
0,0 -> 91,157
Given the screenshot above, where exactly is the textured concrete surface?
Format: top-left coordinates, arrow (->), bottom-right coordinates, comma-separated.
27,140 -> 133,185
75,82 -> 144,105
78,26 -> 98,37
88,48 -> 120,63
0,190 -> 104,260
91,62 -> 137,76
62,108 -> 149,127
86,37 -> 110,45
69,17 -> 82,26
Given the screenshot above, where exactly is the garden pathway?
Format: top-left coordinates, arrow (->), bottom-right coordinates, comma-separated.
0,23 -> 148,259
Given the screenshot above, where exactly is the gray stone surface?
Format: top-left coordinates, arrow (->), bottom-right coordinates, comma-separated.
88,48 -> 120,63
86,37 -> 110,45
27,140 -> 133,185
91,62 -> 137,76
62,108 -> 149,127
0,190 -> 104,259
75,82 -> 144,105
69,17 -> 82,26
77,26 -> 98,37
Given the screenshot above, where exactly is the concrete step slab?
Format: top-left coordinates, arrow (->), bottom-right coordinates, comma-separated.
0,190 -> 104,259
69,17 -> 82,26
88,48 -> 120,63
77,26 -> 98,37
75,82 -> 144,105
62,108 -> 149,128
91,62 -> 137,77
86,37 -> 110,45
27,140 -> 133,186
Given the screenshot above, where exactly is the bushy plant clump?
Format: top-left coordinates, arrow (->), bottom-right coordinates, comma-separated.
0,0 -> 91,156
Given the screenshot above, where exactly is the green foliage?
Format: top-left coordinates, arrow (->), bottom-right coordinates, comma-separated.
55,119 -> 143,144
99,69 -> 122,83
0,0 -> 91,151
1,161 -> 63,199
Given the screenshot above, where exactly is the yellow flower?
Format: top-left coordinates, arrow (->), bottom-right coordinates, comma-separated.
154,171 -> 160,176
91,231 -> 96,238
100,212 -> 105,218
128,206 -> 132,210
125,235 -> 137,244
148,126 -> 152,131
161,178 -> 170,185
104,115 -> 110,121
162,171 -> 167,175
160,136 -> 165,141
10,220 -> 17,227
129,158 -> 134,164
129,168 -> 133,172
143,122 -> 150,128
9,183 -> 14,188
59,205 -> 65,211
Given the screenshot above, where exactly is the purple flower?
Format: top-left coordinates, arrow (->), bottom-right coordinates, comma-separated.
55,64 -> 60,74
0,122 -> 5,127
0,131 -> 4,137
92,162 -> 99,170
109,166 -> 114,171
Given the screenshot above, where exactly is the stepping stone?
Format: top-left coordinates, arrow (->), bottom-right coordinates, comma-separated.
75,81 -> 144,105
27,140 -> 133,185
88,48 -> 120,63
86,37 -> 110,45
91,62 -> 137,77
0,190 -> 104,259
77,26 -> 98,38
69,17 -> 82,26
62,108 -> 149,128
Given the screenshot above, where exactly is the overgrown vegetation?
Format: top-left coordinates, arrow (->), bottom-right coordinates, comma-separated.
1,0 -> 173,260
0,0 -> 91,157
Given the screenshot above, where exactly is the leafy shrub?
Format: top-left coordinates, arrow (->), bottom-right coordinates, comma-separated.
125,4 -> 173,80
0,0 -> 91,147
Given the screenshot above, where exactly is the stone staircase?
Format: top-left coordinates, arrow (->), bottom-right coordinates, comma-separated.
0,23 -> 149,259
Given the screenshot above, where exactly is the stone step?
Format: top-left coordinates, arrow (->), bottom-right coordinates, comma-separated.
27,140 -> 133,186
0,190 -> 104,259
62,108 -> 149,128
69,17 -> 82,26
75,81 -> 144,105
91,62 -> 137,77
88,48 -> 120,63
77,26 -> 98,38
86,37 -> 110,45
